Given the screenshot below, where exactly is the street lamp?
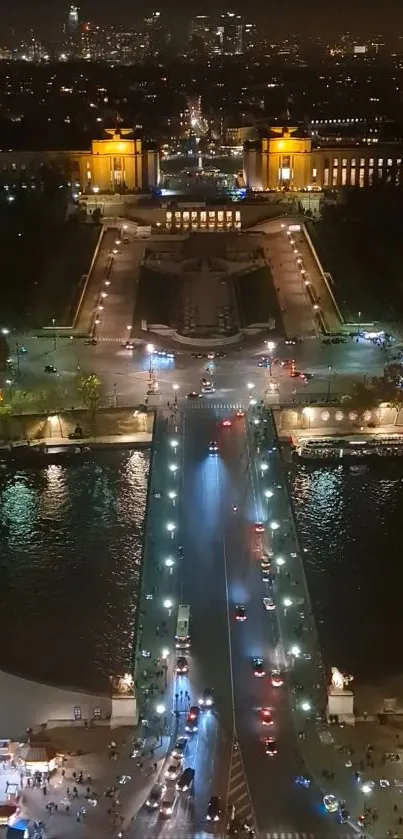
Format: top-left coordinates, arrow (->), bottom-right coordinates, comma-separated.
163,598 -> 173,616
266,340 -> 276,377
155,702 -> 166,715
169,463 -> 178,474
270,520 -> 280,531
264,489 -> 274,499
290,644 -> 300,657
52,317 -> 57,351
147,343 -> 155,375
168,491 -> 177,504
173,383 -> 179,404
260,462 -> 269,476
1,328 -> 9,336
170,439 -> 179,451
161,648 -> 169,659
275,556 -> 285,568
164,557 -> 175,573
300,700 -> 311,712
166,522 -> 176,539
283,597 -> 293,608
247,382 -> 255,391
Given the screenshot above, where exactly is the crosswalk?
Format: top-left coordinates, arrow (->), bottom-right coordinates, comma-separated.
227,740 -> 255,828
184,401 -> 245,410
264,833 -> 317,839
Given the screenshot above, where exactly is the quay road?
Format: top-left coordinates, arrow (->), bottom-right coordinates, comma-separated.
129,398 -> 360,839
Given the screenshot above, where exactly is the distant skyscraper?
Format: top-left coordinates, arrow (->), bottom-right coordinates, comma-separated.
216,12 -> 243,55
67,4 -> 79,34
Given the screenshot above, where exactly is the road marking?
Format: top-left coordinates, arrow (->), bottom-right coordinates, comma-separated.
226,740 -> 255,827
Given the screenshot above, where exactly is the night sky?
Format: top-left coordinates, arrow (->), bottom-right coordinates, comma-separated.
4,0 -> 403,39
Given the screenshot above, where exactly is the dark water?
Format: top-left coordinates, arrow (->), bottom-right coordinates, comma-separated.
0,449 -> 149,693
290,462 -> 403,685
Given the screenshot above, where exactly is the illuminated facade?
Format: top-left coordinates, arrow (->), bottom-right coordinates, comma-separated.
165,207 -> 241,231
0,127 -> 160,194
244,125 -> 403,191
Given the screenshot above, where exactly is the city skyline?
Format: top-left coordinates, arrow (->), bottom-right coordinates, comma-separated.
4,0 -> 403,39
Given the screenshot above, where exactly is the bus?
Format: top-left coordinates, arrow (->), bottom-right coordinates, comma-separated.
175,605 -> 190,649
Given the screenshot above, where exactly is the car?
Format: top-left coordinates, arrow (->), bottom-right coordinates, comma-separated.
261,558 -> 271,569
302,372 -> 313,380
146,782 -> 166,809
236,410 -> 244,418
271,669 -> 284,687
216,352 -> 227,359
254,522 -> 265,533
186,391 -> 200,399
176,656 -> 188,674
159,787 -> 177,817
323,794 -> 339,814
176,767 -> 195,792
280,358 -> 294,367
253,657 -> 265,677
44,364 -> 57,373
186,706 -> 200,732
207,352 -> 215,360
18,346 -> 28,354
263,597 -> 276,611
171,736 -> 188,760
262,570 -> 271,583
222,418 -> 232,427
290,370 -> 303,378
84,338 -> 98,345
199,687 -> 214,708
123,341 -> 134,349
202,384 -> 215,393
235,604 -> 247,622
209,440 -> 219,453
285,338 -> 298,345
260,707 -> 273,725
296,775 -> 311,788
164,757 -> 182,780
206,795 -> 221,822
264,737 -> 277,756
258,359 -> 268,367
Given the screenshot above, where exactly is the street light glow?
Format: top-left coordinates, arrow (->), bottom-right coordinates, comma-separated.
247,382 -> 255,390
362,784 -> 372,795
169,464 -> 178,473
266,340 -> 276,352
163,599 -> 173,609
270,521 -> 280,530
161,648 -> 169,659
283,597 -> 293,608
1,328 -> 9,335
168,491 -> 177,500
170,439 -> 179,449
264,489 -> 274,499
166,522 -> 176,533
172,383 -> 179,391
156,703 -> 166,714
275,556 -> 285,567
300,700 -> 311,712
164,557 -> 175,568
290,645 -> 300,657
146,343 -> 155,354
260,463 -> 268,472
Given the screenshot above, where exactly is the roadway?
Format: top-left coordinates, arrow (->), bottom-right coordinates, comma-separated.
154,399 -> 359,839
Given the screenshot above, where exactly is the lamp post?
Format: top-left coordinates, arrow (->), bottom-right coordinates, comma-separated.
173,383 -> 179,404
52,317 -> 57,351
327,365 -> 332,401
266,340 -> 276,377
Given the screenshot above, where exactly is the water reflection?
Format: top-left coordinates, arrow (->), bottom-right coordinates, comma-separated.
290,463 -> 403,684
0,449 -> 149,691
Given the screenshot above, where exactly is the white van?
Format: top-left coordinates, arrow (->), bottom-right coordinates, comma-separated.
175,604 -> 190,650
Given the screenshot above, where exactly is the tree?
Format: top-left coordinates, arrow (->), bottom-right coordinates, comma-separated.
76,373 -> 103,433
0,403 -> 12,441
346,375 -> 403,424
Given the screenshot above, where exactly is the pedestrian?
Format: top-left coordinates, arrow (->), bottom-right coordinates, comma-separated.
61,769 -> 65,779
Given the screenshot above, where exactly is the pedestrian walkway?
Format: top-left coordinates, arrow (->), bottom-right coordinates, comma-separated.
184,401 -> 245,410
227,740 -> 255,827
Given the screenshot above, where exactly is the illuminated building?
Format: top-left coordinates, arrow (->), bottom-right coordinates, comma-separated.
0,126 -> 159,193
216,12 -> 243,55
243,124 -> 403,191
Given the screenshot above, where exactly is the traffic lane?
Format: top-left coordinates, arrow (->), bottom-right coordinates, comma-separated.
180,408 -> 234,819
222,438 -> 354,837
181,408 -> 233,725
130,715 -> 219,839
